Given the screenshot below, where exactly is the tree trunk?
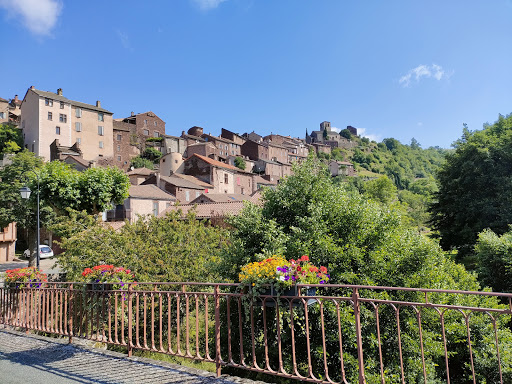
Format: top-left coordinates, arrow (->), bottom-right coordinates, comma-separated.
27,230 -> 37,267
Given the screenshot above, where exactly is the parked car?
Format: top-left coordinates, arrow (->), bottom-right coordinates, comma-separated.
23,245 -> 54,259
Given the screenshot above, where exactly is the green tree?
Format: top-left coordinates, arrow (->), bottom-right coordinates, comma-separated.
0,123 -> 23,155
58,212 -> 228,283
219,155 -> 512,382
143,147 -> 163,163
130,155 -> 154,170
234,156 -> 246,170
475,228 -> 512,292
0,151 -> 130,265
339,128 -> 353,140
363,175 -> 398,204
430,114 -> 512,260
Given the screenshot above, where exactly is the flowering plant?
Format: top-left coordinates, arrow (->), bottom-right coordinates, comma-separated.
239,257 -> 290,288
239,255 -> 329,288
80,265 -> 136,290
276,255 -> 330,285
3,267 -> 48,288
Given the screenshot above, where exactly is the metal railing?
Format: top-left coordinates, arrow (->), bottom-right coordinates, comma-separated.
1,282 -> 511,383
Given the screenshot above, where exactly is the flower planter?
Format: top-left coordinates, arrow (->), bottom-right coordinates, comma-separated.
255,286 -> 317,307
86,283 -> 114,292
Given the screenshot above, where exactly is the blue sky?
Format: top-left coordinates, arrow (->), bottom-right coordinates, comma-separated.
1,0 -> 511,148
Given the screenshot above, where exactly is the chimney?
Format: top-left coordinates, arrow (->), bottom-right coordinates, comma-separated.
14,95 -> 18,102
57,88 -> 63,96
30,85 -> 35,90
156,173 -> 161,189
96,100 -> 101,108
131,111 -> 135,117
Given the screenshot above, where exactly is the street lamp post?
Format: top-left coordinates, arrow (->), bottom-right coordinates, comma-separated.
20,171 -> 40,270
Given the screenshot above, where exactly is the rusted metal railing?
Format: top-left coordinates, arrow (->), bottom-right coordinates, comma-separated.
1,282 -> 511,383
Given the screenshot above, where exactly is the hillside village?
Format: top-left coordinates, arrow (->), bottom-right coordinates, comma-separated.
0,86 -> 360,261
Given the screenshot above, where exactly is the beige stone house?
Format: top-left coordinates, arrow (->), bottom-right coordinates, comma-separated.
20,87 -> 114,162
107,184 -> 176,222
183,154 -> 254,195
0,97 -> 9,124
0,222 -> 16,263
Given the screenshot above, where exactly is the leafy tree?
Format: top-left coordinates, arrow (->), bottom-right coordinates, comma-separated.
363,175 -> 398,204
234,156 -> 246,170
130,155 -> 154,170
322,128 -> 328,140
0,123 -> 23,155
219,155 -> 512,382
143,147 -> 163,163
430,114 -> 512,260
475,228 -> 512,293
0,151 -> 130,265
339,128 -> 353,140
410,137 -> 421,149
58,212 -> 228,283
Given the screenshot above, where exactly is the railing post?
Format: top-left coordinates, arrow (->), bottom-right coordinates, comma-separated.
352,288 -> 366,384
127,283 -> 133,357
68,283 -> 73,344
214,284 -> 222,377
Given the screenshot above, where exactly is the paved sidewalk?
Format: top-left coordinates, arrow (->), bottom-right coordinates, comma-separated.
0,329 -> 264,384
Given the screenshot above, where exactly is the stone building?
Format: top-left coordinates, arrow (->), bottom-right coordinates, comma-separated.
112,111 -> 166,170
0,222 -> 16,263
20,87 -> 114,162
142,173 -> 209,203
183,154 -> 253,195
0,97 -> 8,123
306,121 -> 358,150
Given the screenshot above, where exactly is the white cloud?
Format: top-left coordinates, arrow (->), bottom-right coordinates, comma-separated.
116,29 -> 133,51
331,126 -> 341,133
399,63 -> 449,87
0,0 -> 62,36
191,0 -> 227,11
358,128 -> 381,143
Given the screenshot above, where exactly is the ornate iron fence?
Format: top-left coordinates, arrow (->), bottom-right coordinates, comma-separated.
1,282 -> 511,383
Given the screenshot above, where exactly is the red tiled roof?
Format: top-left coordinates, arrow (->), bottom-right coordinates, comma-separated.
188,154 -> 241,172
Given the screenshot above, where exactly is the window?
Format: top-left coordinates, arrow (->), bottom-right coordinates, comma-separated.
48,112 -> 52,120
0,112 -> 4,119
31,143 -> 34,151
98,126 -> 104,136
56,126 -> 60,135
185,190 -> 190,201
144,119 -> 148,125
98,112 -> 104,122
154,121 -> 157,126
75,122 -> 82,132
116,145 -> 120,151
75,108 -> 82,117
153,202 -> 159,216
196,191 -> 200,198
77,138 -> 81,144
117,156 -> 121,161
116,134 -> 122,141
45,98 -> 53,106
60,102 -> 64,109
224,174 -> 229,184
166,202 -> 171,209
59,114 -> 67,123
154,131 -> 159,137
143,129 -> 149,135
99,141 -> 104,148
